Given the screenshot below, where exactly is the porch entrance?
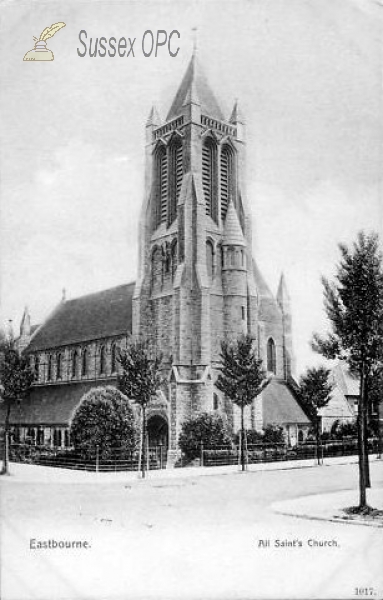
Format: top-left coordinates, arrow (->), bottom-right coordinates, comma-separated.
147,414 -> 168,469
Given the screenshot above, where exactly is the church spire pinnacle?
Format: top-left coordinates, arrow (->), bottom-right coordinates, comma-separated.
192,27 -> 198,56
277,272 -> 291,314
146,105 -> 161,128
230,98 -> 245,124
20,305 -> 31,336
166,54 -> 224,121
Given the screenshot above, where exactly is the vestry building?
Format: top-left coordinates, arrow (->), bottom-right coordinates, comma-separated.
1,55 -> 310,464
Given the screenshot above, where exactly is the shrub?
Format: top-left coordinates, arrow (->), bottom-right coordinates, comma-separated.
262,424 -> 285,444
70,386 -> 138,461
178,412 -> 232,462
234,426 -> 285,447
233,428 -> 264,446
331,420 -> 357,439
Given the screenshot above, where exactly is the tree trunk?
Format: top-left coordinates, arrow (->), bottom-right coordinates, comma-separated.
364,409 -> 371,487
141,404 -> 147,479
240,404 -> 245,472
0,399 -> 11,476
357,365 -> 368,508
315,416 -> 322,466
364,375 -> 371,487
377,397 -> 382,459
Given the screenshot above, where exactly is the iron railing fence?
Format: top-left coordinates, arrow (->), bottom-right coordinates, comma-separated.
3,438 -> 379,471
7,442 -> 168,472
200,438 -> 379,467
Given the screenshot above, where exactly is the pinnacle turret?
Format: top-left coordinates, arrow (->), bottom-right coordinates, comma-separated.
222,201 -> 246,247
277,272 -> 291,313
229,99 -> 245,124
20,306 -> 31,336
146,105 -> 161,128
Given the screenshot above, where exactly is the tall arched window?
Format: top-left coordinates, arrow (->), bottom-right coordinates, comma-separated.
47,354 -> 53,381
151,246 -> 163,292
213,393 -> 219,411
267,338 -> 276,374
111,343 -> 117,374
56,353 -> 62,380
169,138 -> 182,225
100,345 -> 106,375
34,354 -> 40,381
202,138 -> 218,222
81,347 -> 88,376
71,349 -> 78,379
155,145 -> 167,227
206,240 -> 214,280
171,240 -> 178,281
220,144 -> 235,221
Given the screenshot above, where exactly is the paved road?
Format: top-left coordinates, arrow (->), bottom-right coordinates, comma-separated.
1,461 -> 383,600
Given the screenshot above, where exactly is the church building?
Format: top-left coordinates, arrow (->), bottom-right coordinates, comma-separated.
1,55 -> 310,463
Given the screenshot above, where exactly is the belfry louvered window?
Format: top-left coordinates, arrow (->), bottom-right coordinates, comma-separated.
169,139 -> 182,225
202,139 -> 218,223
155,146 -> 167,227
220,145 -> 234,221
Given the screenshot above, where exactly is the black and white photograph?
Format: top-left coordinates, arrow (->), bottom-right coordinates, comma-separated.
0,1 -> 382,599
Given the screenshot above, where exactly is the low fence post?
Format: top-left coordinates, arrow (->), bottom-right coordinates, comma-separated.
200,442 -> 204,467
96,444 -> 99,473
5,430 -> 9,470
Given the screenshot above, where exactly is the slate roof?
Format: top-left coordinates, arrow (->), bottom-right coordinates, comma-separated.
263,380 -> 311,425
0,381 -> 114,426
167,55 -> 224,121
27,283 -> 135,352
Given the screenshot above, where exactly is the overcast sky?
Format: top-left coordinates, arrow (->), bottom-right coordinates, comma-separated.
0,0 -> 381,375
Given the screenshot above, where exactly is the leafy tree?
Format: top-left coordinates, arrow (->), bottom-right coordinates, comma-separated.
312,231 -> 383,507
70,386 -> 137,461
117,340 -> 164,478
178,412 -> 232,462
216,334 -> 272,471
0,336 -> 34,475
299,366 -> 333,464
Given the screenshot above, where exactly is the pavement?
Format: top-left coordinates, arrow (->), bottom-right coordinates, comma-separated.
1,457 -> 382,600
273,487 -> 383,529
2,455 -> 382,530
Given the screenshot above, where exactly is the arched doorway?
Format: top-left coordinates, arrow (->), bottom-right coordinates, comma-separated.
147,414 -> 168,448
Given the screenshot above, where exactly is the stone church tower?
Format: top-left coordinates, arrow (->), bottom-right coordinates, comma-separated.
133,54 -> 295,461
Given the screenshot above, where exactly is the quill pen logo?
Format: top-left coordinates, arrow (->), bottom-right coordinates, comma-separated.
23,22 -> 66,61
